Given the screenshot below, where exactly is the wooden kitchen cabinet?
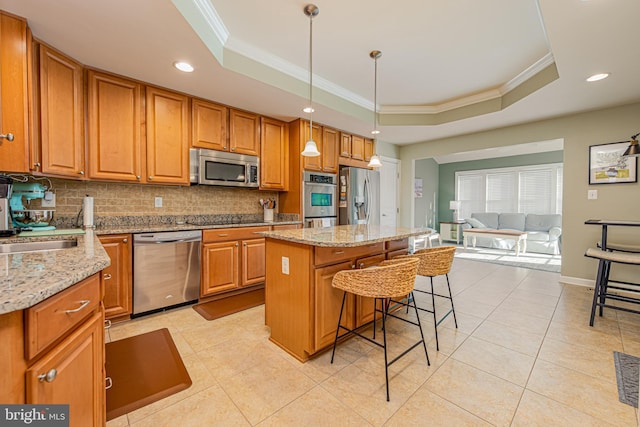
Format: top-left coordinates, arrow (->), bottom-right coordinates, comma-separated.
313,260 -> 354,351
260,116 -> 289,190
87,71 -> 144,182
364,138 -> 374,162
229,108 -> 260,156
145,86 -> 190,185
301,120 -> 322,172
322,126 -> 339,174
354,253 -> 386,327
0,12 -> 30,173
26,311 -> 104,427
201,226 -> 269,298
37,43 -> 85,178
350,135 -> 365,161
339,132 -> 351,158
297,120 -> 338,174
98,234 -> 132,321
191,98 -> 228,151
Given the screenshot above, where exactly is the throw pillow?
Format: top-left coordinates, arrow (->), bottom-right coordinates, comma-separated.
465,218 -> 486,228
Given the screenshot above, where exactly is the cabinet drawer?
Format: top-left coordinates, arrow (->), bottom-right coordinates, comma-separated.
387,248 -> 409,259
25,273 -> 101,360
203,226 -> 270,242
385,238 -> 408,252
314,243 -> 384,266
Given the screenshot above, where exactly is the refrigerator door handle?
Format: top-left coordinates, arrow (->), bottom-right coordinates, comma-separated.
364,175 -> 371,224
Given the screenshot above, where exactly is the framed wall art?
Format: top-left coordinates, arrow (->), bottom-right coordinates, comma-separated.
589,141 -> 637,184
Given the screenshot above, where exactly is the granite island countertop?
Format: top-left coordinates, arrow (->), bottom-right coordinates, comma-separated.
92,220 -> 301,235
0,230 -> 111,314
259,224 -> 434,247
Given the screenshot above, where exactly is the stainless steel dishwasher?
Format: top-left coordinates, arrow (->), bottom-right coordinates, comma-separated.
133,230 -> 201,317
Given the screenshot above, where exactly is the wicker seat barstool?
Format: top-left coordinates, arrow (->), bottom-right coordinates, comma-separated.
329,257 -> 429,401
405,246 -> 457,351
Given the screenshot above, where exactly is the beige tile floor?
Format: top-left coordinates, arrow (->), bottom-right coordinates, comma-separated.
106,257 -> 640,426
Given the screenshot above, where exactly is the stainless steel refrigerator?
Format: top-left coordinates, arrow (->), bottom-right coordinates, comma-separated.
338,167 -> 380,225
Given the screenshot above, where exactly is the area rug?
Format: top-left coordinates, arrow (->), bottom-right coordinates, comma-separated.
453,246 -> 561,273
613,351 -> 640,407
193,288 -> 264,320
105,328 -> 191,420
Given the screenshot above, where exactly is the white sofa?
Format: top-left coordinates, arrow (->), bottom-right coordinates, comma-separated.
461,212 -> 562,255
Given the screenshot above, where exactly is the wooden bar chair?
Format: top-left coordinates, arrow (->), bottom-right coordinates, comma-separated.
403,246 -> 457,351
585,248 -> 640,325
329,257 -> 429,401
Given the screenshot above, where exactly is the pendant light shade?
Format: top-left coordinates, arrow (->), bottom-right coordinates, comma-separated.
301,4 -> 321,158
368,50 -> 382,168
623,132 -> 640,157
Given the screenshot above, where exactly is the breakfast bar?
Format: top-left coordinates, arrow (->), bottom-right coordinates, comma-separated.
260,225 -> 431,362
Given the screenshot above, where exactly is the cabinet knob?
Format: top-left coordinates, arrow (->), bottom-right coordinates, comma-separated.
230,147 -> 235,151
0,133 -> 14,141
351,264 -> 356,269
34,162 -> 41,168
243,242 -> 247,246
78,170 -> 85,175
105,377 -> 113,390
123,238 -> 128,243
103,273 -> 112,280
104,319 -> 112,330
38,369 -> 57,383
235,242 -> 239,247
359,262 -> 365,269
148,176 -> 153,181
136,176 -> 141,180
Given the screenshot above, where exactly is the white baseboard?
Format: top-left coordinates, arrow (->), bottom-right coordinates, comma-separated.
559,275 -> 595,288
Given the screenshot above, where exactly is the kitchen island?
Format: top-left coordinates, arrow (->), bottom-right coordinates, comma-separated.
260,225 -> 432,362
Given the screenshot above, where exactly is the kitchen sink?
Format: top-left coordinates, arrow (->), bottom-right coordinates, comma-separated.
0,239 -> 78,254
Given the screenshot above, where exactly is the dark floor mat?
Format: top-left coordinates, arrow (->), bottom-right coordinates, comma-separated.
613,351 -> 639,408
193,288 -> 264,320
105,328 -> 191,420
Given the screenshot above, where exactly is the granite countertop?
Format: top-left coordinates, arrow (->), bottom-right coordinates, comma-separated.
259,225 -> 434,247
92,220 -> 301,235
0,230 -> 111,315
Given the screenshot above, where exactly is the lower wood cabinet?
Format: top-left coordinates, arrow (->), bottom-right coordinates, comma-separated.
313,260 -> 354,351
98,234 -> 132,321
201,226 -> 269,298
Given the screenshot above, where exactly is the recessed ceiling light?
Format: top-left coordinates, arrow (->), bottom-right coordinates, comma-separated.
586,73 -> 609,82
303,106 -> 314,113
174,62 -> 194,73
371,130 -> 380,135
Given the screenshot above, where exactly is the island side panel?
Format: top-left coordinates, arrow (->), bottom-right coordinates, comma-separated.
265,238 -> 313,362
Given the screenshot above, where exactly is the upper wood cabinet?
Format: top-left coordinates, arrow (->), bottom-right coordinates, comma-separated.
0,13 -> 30,173
339,132 -> 351,159
322,127 -> 338,174
191,98 -> 228,151
145,86 -> 190,185
229,108 -> 259,156
38,44 -> 85,178
260,117 -> 289,191
350,135 -> 365,161
302,121 -> 322,172
364,138 -> 374,162
87,70 -> 144,182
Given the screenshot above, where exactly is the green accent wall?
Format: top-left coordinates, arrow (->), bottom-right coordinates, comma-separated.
437,150 -> 564,222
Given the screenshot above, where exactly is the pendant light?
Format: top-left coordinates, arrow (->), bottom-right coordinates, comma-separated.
623,132 -> 640,157
301,4 -> 321,157
367,50 -> 382,168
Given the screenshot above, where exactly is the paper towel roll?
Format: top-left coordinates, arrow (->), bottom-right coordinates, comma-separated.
83,196 -> 94,229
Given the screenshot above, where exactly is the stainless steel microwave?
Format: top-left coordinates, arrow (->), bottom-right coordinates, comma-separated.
190,148 -> 259,188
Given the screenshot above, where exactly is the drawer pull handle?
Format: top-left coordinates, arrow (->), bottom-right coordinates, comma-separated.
65,300 -> 90,314
38,369 -> 57,383
105,377 -> 113,390
103,273 -> 112,280
333,250 -> 345,255
104,319 -> 112,330
218,233 -> 229,237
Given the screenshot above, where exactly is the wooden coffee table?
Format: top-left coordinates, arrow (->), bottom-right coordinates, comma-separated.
462,229 -> 528,256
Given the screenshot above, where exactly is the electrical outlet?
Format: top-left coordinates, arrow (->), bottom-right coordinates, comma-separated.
155,196 -> 163,208
282,256 -> 290,275
41,193 -> 56,208
588,190 -> 598,200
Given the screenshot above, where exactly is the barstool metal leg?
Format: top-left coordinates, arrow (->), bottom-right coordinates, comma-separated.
446,274 -> 458,328
410,291 -> 430,365
381,298 -> 390,402
430,277 -> 439,351
589,259 -> 604,326
331,292 -> 348,364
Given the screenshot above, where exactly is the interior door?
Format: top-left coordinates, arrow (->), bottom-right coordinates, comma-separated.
380,156 -> 399,226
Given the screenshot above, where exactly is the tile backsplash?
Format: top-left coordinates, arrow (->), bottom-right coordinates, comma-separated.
40,178 -> 280,220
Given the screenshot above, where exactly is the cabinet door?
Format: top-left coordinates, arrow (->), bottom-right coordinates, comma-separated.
354,254 -> 386,327
99,234 -> 132,320
339,133 -> 351,158
87,71 -> 143,182
229,108 -> 259,155
192,99 -> 228,151
145,86 -> 189,185
201,241 -> 239,296
260,117 -> 289,190
26,311 -> 104,427
302,121 -> 322,171
0,13 -> 30,173
241,238 -> 265,287
313,261 -> 354,352
350,135 -> 365,161
364,138 -> 374,162
322,127 -> 339,174
39,44 -> 85,178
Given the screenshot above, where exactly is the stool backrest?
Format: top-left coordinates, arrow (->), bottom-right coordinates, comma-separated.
332,257 -> 419,299
411,246 -> 456,276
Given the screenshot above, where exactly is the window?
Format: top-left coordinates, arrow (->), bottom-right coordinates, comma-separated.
455,163 -> 563,219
